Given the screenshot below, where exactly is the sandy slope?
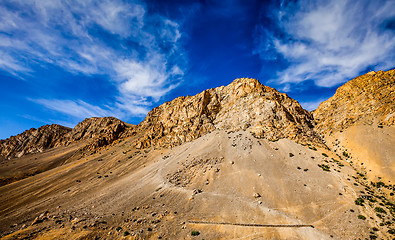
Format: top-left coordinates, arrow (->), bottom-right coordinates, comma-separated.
324,125 -> 395,183
1,130 -> 385,239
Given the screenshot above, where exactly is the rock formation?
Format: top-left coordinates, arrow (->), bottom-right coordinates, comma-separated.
0,117 -> 135,159
314,69 -> 395,134
137,78 -> 322,148
0,124 -> 71,160
64,117 -> 135,152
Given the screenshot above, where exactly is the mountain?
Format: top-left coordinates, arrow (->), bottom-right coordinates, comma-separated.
0,124 -> 72,160
314,69 -> 395,133
314,69 -> 395,183
0,117 -> 135,186
0,71 -> 394,239
0,117 -> 133,160
136,78 -> 322,149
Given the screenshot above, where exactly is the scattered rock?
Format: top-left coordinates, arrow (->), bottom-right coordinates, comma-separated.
253,193 -> 261,198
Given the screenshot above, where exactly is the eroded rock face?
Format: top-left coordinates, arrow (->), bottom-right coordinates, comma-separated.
67,117 -> 136,153
137,78 -> 322,148
0,117 -> 135,159
0,124 -> 72,159
314,69 -> 395,134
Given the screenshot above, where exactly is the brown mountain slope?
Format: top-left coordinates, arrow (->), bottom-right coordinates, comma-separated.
0,124 -> 71,160
0,73 -> 394,239
0,117 -> 134,160
314,69 -> 395,183
0,130 -> 382,239
137,78 -> 322,149
0,117 -> 135,186
314,69 -> 395,134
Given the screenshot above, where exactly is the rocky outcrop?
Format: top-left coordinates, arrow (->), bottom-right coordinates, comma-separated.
136,78 -> 322,148
67,117 -> 136,152
0,117 -> 135,159
314,69 -> 395,134
0,124 -> 72,159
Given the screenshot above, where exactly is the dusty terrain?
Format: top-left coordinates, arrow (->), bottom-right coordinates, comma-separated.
1,70 -> 394,239
1,130 -> 387,239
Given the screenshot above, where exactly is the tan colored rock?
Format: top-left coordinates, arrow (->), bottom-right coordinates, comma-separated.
0,117 -> 136,159
137,78 -> 322,148
314,69 -> 395,134
0,124 -> 71,160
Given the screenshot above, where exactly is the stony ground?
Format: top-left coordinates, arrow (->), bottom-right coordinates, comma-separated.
1,129 -> 394,239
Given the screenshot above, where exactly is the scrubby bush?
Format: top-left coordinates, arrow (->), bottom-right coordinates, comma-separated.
375,207 -> 387,214
318,164 -> 330,172
355,198 -> 364,206
191,231 -> 200,236
358,215 -> 366,220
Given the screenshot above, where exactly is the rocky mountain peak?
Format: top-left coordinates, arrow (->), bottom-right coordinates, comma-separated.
0,117 -> 135,159
314,69 -> 395,134
136,78 -> 322,148
0,124 -> 71,160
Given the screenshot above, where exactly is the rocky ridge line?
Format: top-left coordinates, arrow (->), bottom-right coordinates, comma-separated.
136,78 -> 322,148
0,117 -> 135,159
314,69 -> 395,134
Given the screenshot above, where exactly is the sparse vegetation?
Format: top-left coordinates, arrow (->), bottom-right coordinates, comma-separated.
355,197 -> 364,206
309,146 -> 317,151
322,153 -> 328,157
289,153 -> 294,157
124,231 -> 130,236
191,230 -> 200,236
116,226 -> 122,231
358,215 -> 366,220
375,207 -> 386,214
342,151 -> 350,158
318,164 -> 330,172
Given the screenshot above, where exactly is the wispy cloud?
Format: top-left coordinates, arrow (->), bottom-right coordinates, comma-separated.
31,99 -> 115,119
256,0 -> 395,88
0,0 -> 185,121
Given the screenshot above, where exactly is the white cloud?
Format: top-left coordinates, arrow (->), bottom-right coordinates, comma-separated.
31,99 -> 115,119
257,0 -> 395,87
0,0 -> 185,120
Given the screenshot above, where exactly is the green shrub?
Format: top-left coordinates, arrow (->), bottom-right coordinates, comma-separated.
322,153 -> 328,157
191,231 -> 200,236
375,207 -> 387,214
355,198 -> 364,206
376,182 -> 385,188
289,153 -> 294,157
343,151 -> 349,158
124,231 -> 130,236
358,215 -> 366,220
116,226 -> 122,231
318,164 -> 330,172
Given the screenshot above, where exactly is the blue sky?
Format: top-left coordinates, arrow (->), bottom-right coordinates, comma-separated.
0,0 -> 394,139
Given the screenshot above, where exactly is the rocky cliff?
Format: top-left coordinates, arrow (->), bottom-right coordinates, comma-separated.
314,69 -> 395,134
66,117 -> 135,152
0,117 -> 134,159
0,124 -> 72,160
136,78 -> 322,148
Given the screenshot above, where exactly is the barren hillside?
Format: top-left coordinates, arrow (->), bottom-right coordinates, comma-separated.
0,72 -> 394,239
